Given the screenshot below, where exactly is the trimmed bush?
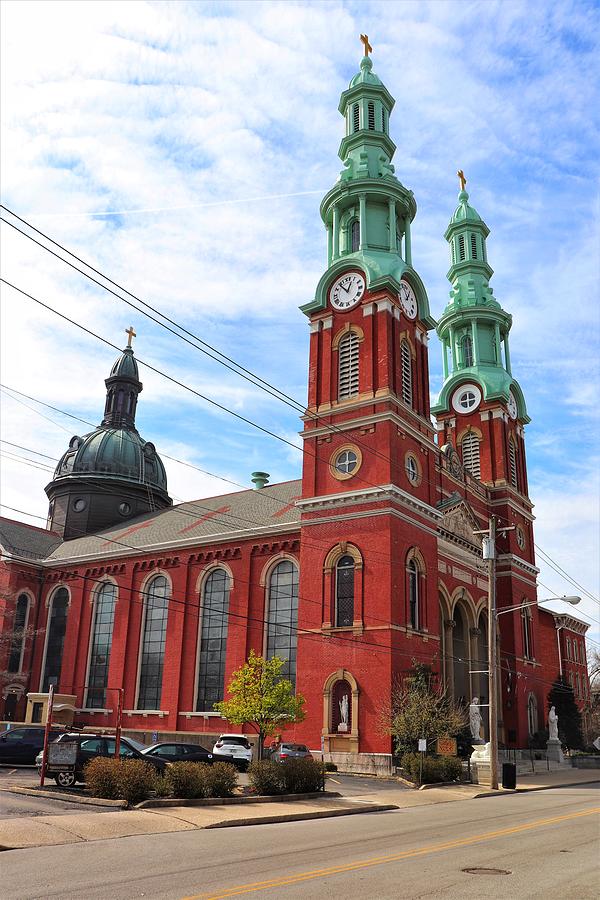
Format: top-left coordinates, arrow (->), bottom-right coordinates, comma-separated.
400,753 -> 462,785
167,762 -> 210,799
324,762 -> 338,773
205,761 -> 238,797
248,760 -> 286,795
281,758 -> 325,794
84,757 -> 158,804
85,756 -> 121,799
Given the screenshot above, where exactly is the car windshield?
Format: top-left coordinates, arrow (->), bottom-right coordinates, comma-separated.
125,737 -> 148,753
283,744 -> 308,752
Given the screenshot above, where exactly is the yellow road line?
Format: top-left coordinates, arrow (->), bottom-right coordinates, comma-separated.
181,805 -> 600,900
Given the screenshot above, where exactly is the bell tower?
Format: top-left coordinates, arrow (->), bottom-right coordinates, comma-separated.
431,178 -> 531,495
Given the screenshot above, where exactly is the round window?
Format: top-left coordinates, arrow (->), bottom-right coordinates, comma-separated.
335,449 -> 358,475
516,526 -> 526,550
405,454 -> 419,485
452,383 -> 482,414
73,498 -> 86,513
119,502 -> 131,516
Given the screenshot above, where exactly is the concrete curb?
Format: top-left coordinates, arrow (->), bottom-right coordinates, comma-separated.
3,786 -> 127,808
204,803 -> 399,829
471,778 -> 600,798
136,790 -> 340,809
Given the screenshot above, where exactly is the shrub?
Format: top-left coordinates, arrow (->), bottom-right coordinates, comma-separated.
154,774 -> 172,798
324,762 -> 338,772
281,758 -> 325,794
85,756 -> 121,799
167,762 -> 210,799
248,760 -> 286,795
205,761 -> 238,797
401,753 -> 462,785
85,757 -> 158,804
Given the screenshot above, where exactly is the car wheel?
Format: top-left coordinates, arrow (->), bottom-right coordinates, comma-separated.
55,771 -> 76,788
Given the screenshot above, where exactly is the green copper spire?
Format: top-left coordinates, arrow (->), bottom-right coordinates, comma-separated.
301,46 -> 434,327
431,178 -> 529,422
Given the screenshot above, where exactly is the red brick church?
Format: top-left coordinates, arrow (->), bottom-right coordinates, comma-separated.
0,50 -> 590,767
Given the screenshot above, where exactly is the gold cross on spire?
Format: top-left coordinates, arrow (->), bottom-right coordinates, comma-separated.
457,169 -> 467,191
125,326 -> 136,348
360,34 -> 372,56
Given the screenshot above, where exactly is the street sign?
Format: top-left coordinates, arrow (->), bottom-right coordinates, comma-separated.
437,737 -> 457,756
418,739 -> 427,752
48,741 -> 77,766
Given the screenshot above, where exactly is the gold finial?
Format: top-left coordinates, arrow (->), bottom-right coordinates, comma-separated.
125,326 -> 136,348
457,169 -> 467,191
360,34 -> 373,56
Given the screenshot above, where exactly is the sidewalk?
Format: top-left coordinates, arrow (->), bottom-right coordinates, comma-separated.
1,768 -> 597,851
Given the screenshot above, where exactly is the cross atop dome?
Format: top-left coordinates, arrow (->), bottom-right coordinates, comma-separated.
360,33 -> 372,57
125,325 -> 136,348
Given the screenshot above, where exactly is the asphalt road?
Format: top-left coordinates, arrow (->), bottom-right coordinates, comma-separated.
1,784 -> 598,899
0,766 -> 112,818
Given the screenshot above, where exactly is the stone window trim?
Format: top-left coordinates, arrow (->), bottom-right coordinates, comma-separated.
87,575 -> 119,605
39,585 -> 71,693
264,558 -> 299,690
332,322 -> 365,351
322,668 -> 360,741
195,567 -> 231,713
405,548 -> 427,632
521,601 -> 534,661
44,582 -> 73,609
195,561 -> 235,594
404,451 -> 422,487
329,443 -> 363,481
84,580 -> 118,710
7,590 -> 34,674
456,425 -> 483,445
134,571 -> 172,712
398,330 -> 417,360
322,543 -> 363,630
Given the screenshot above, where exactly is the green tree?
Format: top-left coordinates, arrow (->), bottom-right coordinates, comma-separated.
381,662 -> 466,757
215,651 -> 305,759
547,675 -> 584,750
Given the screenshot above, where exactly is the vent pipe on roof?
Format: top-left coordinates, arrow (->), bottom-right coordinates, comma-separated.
251,471 -> 270,490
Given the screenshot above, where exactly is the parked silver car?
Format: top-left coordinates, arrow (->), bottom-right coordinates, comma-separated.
267,742 -> 311,762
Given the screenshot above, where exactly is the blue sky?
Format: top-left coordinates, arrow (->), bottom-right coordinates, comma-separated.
1,0 -> 599,648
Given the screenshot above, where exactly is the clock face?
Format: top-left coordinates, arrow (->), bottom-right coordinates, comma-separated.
507,391 -> 518,420
329,272 -> 366,310
399,280 -> 417,319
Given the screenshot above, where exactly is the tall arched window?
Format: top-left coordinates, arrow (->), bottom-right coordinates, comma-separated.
338,331 -> 360,400
461,432 -> 481,478
137,575 -> 169,710
85,583 -> 117,709
350,219 -> 360,252
41,587 -> 69,691
266,560 -> 299,688
527,693 -> 538,736
509,439 -> 518,489
7,593 -> 29,673
335,556 -> 355,627
408,559 -> 419,629
452,605 -> 469,704
401,340 -> 413,406
521,604 -> 533,659
461,334 -> 474,367
196,569 -> 230,711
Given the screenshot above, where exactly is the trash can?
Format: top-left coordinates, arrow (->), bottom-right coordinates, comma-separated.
502,762 -> 517,789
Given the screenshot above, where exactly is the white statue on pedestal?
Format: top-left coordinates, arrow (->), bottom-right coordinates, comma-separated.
469,696 -> 483,742
338,694 -> 349,732
548,705 -> 559,741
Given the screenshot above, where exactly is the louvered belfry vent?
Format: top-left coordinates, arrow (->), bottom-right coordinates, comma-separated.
338,331 -> 360,399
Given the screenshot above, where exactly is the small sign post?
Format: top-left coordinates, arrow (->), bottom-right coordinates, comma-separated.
418,737 -> 426,786
437,737 -> 457,756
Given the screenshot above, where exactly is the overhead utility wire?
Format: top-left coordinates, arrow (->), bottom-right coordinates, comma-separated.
4,211 -> 597,607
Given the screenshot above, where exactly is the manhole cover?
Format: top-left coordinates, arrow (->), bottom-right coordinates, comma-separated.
462,867 -> 512,876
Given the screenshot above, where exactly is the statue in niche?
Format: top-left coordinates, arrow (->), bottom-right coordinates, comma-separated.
469,696 -> 483,742
338,694 -> 349,732
548,705 -> 559,741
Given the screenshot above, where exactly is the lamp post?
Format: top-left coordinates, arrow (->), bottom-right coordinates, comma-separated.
476,515 -> 581,790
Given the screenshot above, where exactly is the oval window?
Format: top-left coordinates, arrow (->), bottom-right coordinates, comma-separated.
335,449 -> 358,475
119,502 -> 131,516
73,498 -> 86,512
405,455 -> 419,485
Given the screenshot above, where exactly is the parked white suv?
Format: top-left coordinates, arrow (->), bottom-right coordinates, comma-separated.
212,734 -> 253,771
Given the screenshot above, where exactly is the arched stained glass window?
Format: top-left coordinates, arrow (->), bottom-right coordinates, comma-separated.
521,604 -> 533,660
338,331 -> 360,400
462,334 -> 474,367
401,340 -> 413,406
196,569 -> 230,711
408,559 -> 419,629
266,560 -> 299,688
86,583 -> 117,709
351,219 -> 360,252
42,588 -> 69,691
137,575 -> 169,710
335,556 -> 355,627
7,593 -> 29,674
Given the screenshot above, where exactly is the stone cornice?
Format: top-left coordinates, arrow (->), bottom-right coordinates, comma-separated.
297,483 -> 441,522
496,553 -> 539,577
302,406 -> 437,451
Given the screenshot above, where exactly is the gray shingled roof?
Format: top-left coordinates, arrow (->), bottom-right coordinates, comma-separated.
45,479 -> 302,564
0,518 -> 62,560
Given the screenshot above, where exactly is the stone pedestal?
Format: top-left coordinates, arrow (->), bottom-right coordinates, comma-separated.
470,741 -> 492,784
546,738 -> 564,764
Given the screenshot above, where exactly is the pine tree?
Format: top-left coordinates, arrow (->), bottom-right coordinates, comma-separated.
547,675 -> 583,750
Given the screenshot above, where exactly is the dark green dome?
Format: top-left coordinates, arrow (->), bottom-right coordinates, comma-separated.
109,346 -> 139,380
54,427 -> 168,493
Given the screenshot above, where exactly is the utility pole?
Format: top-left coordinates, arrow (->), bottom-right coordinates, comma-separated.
486,516 -> 499,791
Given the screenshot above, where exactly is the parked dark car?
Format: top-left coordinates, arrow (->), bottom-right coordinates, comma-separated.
0,727 -> 63,765
267,742 -> 312,762
141,742 -> 214,764
35,733 -> 166,787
